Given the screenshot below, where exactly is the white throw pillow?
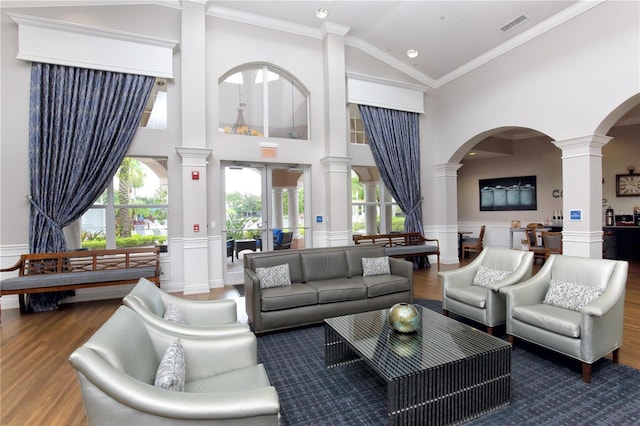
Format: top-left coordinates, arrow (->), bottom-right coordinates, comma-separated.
472,265 -> 512,287
163,303 -> 187,324
543,279 -> 604,311
362,256 -> 391,277
154,339 -> 186,392
256,263 -> 292,289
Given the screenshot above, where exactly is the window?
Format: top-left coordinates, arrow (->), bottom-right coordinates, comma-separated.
219,64 -> 309,140
349,104 -> 368,144
351,169 -> 404,235
81,157 -> 168,249
139,78 -> 167,129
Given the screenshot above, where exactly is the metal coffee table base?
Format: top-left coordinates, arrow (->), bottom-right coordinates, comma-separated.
326,323 -> 511,425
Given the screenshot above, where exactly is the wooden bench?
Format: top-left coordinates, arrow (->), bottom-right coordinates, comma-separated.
353,232 -> 440,270
0,247 -> 161,315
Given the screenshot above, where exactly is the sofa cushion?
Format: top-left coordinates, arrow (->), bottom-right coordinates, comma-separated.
301,251 -> 348,282
345,247 -> 386,277
307,279 -> 366,304
256,264 -> 292,289
543,279 -> 604,312
261,284 -> 318,312
250,254 -> 303,283
472,265 -> 511,287
512,304 -> 581,338
445,285 -> 486,309
362,256 -> 391,277
163,304 -> 187,324
384,244 -> 436,256
154,339 -> 186,391
350,275 -> 411,298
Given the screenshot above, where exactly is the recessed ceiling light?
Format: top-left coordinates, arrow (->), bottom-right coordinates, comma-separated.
469,152 -> 477,156
315,8 -> 329,19
406,49 -> 419,59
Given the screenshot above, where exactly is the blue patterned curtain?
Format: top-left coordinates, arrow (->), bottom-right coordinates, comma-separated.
27,63 -> 154,311
358,104 -> 424,234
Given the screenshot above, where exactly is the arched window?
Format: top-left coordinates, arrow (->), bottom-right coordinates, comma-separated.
219,63 -> 309,140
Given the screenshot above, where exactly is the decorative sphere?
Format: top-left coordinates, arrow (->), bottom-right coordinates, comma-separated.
387,303 -> 421,333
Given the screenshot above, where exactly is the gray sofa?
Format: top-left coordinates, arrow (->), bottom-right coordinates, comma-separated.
244,245 -> 413,334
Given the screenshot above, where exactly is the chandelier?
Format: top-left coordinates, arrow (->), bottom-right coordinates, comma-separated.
225,102 -> 263,136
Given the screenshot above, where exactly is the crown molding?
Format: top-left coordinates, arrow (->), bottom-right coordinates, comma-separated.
207,5 -> 321,40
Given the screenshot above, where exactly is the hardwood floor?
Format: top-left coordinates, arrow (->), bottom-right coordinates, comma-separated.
1,259 -> 638,425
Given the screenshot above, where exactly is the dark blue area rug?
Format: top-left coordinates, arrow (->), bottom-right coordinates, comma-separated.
257,299 -> 640,425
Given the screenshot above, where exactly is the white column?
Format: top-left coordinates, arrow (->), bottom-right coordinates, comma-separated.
181,1 -> 206,148
363,182 -> 378,234
176,147 -> 211,294
272,188 -> 284,229
434,163 -> 463,264
317,23 -> 352,247
320,156 -> 352,246
176,3 -> 211,294
553,135 -> 611,258
287,186 -> 299,234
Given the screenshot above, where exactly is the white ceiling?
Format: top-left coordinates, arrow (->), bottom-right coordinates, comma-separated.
207,0 -> 600,88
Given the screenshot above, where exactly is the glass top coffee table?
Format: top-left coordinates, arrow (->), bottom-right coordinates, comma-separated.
324,306 -> 511,425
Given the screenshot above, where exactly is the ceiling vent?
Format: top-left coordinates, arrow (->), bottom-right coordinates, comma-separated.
500,14 -> 528,33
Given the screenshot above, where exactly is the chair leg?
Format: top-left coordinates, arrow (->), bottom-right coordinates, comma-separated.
486,326 -> 494,335
612,348 -> 620,364
582,362 -> 592,383
443,309 -> 449,317
507,334 -> 515,345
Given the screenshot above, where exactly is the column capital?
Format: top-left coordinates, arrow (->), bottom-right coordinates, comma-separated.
321,156 -> 352,172
553,134 -> 612,158
433,162 -> 463,177
176,147 -> 212,166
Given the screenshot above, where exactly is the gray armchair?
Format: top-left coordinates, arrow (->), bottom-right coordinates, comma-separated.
123,278 -> 250,338
502,254 -> 628,383
69,306 -> 280,425
439,247 -> 534,334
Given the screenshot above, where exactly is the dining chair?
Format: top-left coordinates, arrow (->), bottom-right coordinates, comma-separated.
541,231 -> 562,260
461,225 -> 485,259
523,228 -> 545,264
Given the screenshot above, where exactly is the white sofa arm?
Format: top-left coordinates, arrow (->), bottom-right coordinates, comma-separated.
501,256 -> 555,307
438,250 -> 486,289
124,295 -> 250,338
159,292 -> 239,324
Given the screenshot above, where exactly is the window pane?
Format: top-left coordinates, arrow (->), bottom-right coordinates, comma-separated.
268,75 -> 308,140
219,69 -> 264,136
81,156 -> 168,250
219,64 -> 308,140
140,78 -> 167,129
115,207 -> 168,248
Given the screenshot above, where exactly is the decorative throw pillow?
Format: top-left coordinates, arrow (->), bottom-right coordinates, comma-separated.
256,263 -> 292,289
163,303 -> 187,324
543,279 -> 604,312
154,339 -> 186,392
362,256 -> 391,277
472,265 -> 512,287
